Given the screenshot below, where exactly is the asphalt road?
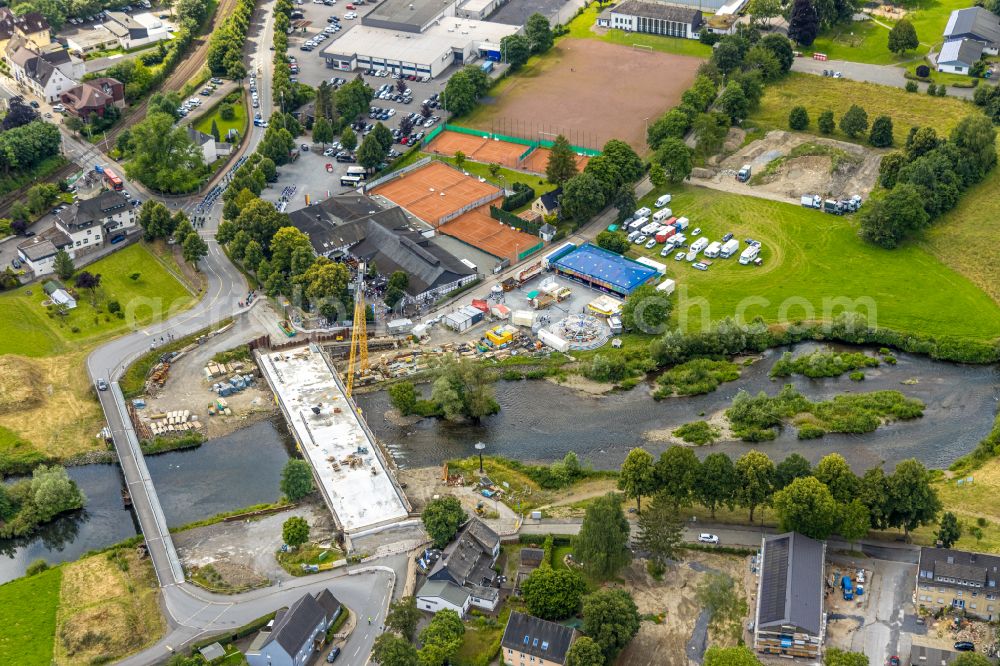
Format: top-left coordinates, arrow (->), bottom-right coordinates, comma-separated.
790,56 -> 979,99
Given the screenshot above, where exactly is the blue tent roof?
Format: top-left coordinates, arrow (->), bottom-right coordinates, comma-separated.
552,243 -> 658,294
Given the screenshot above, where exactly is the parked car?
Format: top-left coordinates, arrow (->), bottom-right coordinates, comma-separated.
954,642 -> 975,652
674,251 -> 685,261
11,258 -> 21,269
691,227 -> 701,236
692,262 -> 708,271
698,533 -> 719,544
644,238 -> 657,249
722,232 -> 734,242
327,646 -> 341,663
660,247 -> 671,257
301,143 -> 310,151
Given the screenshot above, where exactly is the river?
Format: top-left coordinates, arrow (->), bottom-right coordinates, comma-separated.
0,419 -> 292,584
355,343 -> 1000,473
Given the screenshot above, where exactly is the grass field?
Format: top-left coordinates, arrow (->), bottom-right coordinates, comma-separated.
194,92 -> 248,141
0,566 -> 62,665
922,163 -> 1000,306
0,243 -> 195,358
627,184 -> 1000,341
749,73 -> 981,146
565,4 -> 713,59
810,19 -> 930,65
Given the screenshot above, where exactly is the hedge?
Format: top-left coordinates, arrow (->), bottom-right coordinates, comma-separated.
490,205 -> 540,235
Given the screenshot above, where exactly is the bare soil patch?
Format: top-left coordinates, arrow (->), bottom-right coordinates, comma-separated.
466,39 -> 700,151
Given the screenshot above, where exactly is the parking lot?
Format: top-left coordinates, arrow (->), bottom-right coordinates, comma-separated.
258,147 -> 357,213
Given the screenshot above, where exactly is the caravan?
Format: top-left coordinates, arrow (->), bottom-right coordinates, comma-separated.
652,209 -> 672,223
703,241 -> 722,258
633,207 -> 652,219
629,216 -> 648,231
739,244 -> 760,265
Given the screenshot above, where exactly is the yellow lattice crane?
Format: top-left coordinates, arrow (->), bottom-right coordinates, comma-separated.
346,264 -> 369,397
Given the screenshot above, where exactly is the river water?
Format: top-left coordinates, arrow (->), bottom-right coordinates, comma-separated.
355,342 -> 1000,473
0,419 -> 292,584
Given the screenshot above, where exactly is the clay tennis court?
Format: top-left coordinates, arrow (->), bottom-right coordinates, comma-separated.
370,160 -> 502,226
520,147 -> 591,175
425,130 -> 526,169
440,208 -> 538,262
466,38 -> 702,151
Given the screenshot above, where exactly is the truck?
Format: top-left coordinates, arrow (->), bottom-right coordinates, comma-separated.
801,194 -> 821,208
736,164 -> 752,183
823,199 -> 843,215
841,575 -> 854,601
480,60 -> 494,74
674,216 -> 690,231
655,227 -> 676,243
719,239 -> 740,258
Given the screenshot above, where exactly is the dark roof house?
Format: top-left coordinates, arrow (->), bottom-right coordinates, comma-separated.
245,590 -> 342,666
753,532 -> 826,657
918,546 -> 1000,590
60,78 -> 125,118
0,8 -> 50,41
938,38 -> 985,70
57,190 -> 130,233
944,7 -> 1000,47
428,518 -> 500,588
500,611 -> 577,665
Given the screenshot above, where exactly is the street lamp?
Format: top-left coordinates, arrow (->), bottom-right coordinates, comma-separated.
475,441 -> 486,474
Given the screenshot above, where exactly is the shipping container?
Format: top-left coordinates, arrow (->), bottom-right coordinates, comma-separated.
538,328 -> 569,352
511,310 -> 535,327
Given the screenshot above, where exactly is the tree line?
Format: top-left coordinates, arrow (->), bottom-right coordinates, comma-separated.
272,0 -> 313,111
206,0 -> 254,80
137,201 -> 208,265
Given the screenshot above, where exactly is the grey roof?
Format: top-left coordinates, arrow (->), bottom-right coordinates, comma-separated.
539,223 -> 556,235
938,38 -> 984,67
757,532 -> 825,636
363,0 -> 448,30
198,643 -> 226,662
417,579 -> 471,607
611,0 -> 703,24
428,518 -> 499,587
261,590 -> 339,655
315,588 -> 342,619
501,612 -> 577,662
520,547 -> 545,566
538,187 -> 561,211
187,126 -> 214,146
944,7 -> 1000,45
464,517 -> 500,552
18,230 -> 71,261
918,546 -> 1000,589
909,643 -> 959,665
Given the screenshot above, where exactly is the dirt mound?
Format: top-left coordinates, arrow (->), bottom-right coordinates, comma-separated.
0,356 -> 43,414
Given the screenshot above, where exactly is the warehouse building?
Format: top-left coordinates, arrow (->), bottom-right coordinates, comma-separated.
363,0 -> 460,33
598,0 -> 704,36
550,243 -> 659,297
322,18 -> 516,78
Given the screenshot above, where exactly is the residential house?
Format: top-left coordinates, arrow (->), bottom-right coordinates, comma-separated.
43,280 -> 77,309
514,547 -> 545,592
532,188 -> 561,218
289,194 -> 478,307
0,8 -> 50,53
427,518 -> 501,610
245,589 -> 342,666
602,0 -> 703,39
55,189 -> 136,252
753,532 -> 826,659
6,36 -> 83,101
937,38 -> 984,74
500,611 -> 578,666
416,579 -> 473,616
187,126 -> 233,164
943,7 -> 1000,54
16,230 -> 74,277
59,78 -> 125,119
916,547 -> 1000,620
103,11 -> 170,49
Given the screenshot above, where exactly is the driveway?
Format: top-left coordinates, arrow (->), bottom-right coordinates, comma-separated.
791,56 -> 978,99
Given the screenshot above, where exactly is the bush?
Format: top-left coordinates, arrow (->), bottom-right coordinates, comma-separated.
817,110 -> 835,135
916,64 -> 930,78
849,371 -> 865,381
673,420 -> 720,445
936,85 -> 947,97
25,559 -> 49,576
219,103 -> 235,121
788,106 -> 809,130
796,423 -> 826,439
926,83 -> 937,95
654,358 -> 740,398
905,81 -> 919,93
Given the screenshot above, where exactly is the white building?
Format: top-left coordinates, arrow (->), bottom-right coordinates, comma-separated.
54,189 -> 137,252
322,18 -> 517,78
187,126 -> 234,164
17,232 -> 74,277
6,36 -> 82,101
416,580 -> 473,616
102,11 -> 170,49
937,38 -> 985,74
457,0 -> 506,21
599,0 -> 703,39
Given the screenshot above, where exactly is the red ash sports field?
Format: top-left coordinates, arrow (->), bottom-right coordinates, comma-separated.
371,161 -> 537,262
425,131 -> 592,174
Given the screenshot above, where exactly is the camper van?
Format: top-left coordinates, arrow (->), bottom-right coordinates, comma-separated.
690,237 -> 709,254
719,239 -> 740,258
629,216 -> 648,231
641,221 -> 660,235
633,207 -> 652,219
608,316 -> 623,334
652,209 -> 672,223
703,241 -> 722,258
655,194 -> 672,208
739,244 -> 760,265
674,216 -> 690,231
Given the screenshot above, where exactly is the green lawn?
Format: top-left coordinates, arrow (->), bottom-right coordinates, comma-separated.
0,425 -> 48,475
627,184 -> 1000,341
453,608 -> 509,666
0,566 -> 62,664
810,19 -> 929,65
194,92 -> 247,141
0,243 -> 195,358
565,4 -> 713,59
442,155 -> 557,197
749,72 -> 981,146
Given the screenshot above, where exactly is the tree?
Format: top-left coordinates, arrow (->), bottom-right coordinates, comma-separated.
744,45 -> 782,82
936,511 -> 962,548
647,109 -> 691,150
601,139 -> 645,185
635,491 -> 684,570
747,0 -> 780,27
581,588 -> 640,661
839,104 -> 869,138
282,516 -> 309,548
521,567 -> 587,619
560,172 -> 606,222
210,118 -> 221,143
621,283 -> 672,334
888,18 -> 918,55
30,465 -> 85,522
824,648 -> 869,666
649,163 -> 667,188
695,453 -> 737,519
2,97 -> 38,131
788,106 -> 809,131
787,0 -> 819,46
53,250 -> 74,280
313,116 -> 334,146
442,70 -> 478,116
357,134 -> 386,171
389,381 -> 418,415
182,232 -> 209,266
372,633 -> 418,666
760,33 -> 795,72
500,33 -> 531,69
697,572 -> 746,633
951,654 -> 995,666
655,138 -> 693,184
453,150 -> 467,170
139,200 -> 174,240
887,458 -> 941,536
718,82 -> 749,123
125,111 -> 205,194
859,182 -> 929,248
280,459 -> 314,501
655,445 -> 700,506
704,646 -> 763,666
774,476 -> 841,539
618,448 -> 656,513
575,493 -> 631,579
838,499 -> 870,547
422,496 -> 466,548
488,162 -> 501,179
418,609 -> 464,666
595,230 -> 630,254
340,126 -> 358,152
565,637 -> 605,666
869,115 -> 894,147
243,240 -> 264,272
431,356 -> 499,422
385,596 -> 420,640
813,453 -> 859,504
950,114 -> 997,182
817,109 -> 835,135
525,12 -> 554,53
74,271 -> 102,300
546,135 -> 578,184
372,122 -> 394,154
736,450 -> 774,522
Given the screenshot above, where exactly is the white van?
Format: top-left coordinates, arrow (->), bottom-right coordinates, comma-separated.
652,209 -> 672,224
655,194 -> 672,208
633,207 -> 651,219
627,230 -> 641,242
719,239 -> 740,258
703,241 -> 722,258
739,244 -> 760,265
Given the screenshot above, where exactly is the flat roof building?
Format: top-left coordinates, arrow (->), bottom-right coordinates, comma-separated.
255,344 -> 410,539
322,18 -> 518,78
601,0 -> 704,36
363,0 -> 460,32
551,243 -> 659,296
